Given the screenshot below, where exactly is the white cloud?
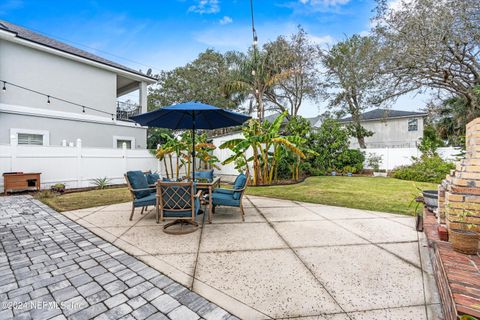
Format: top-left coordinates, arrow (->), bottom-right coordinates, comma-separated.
188,0 -> 220,14
298,0 -> 350,7
307,34 -> 335,48
219,16 -> 233,25
388,0 -> 413,11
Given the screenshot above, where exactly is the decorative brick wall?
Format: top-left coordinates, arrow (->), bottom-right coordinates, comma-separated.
441,118 -> 480,232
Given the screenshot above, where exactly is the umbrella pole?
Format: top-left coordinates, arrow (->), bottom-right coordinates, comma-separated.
192,112 -> 196,181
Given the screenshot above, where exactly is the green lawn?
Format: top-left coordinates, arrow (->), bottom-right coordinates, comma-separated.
39,176 -> 437,214
40,188 -> 131,212
246,176 -> 437,215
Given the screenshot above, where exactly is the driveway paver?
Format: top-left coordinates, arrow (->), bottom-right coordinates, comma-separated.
56,194 -> 443,320
0,196 -> 233,320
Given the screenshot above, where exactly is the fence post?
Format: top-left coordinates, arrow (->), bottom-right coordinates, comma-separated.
10,134 -> 17,172
76,139 -> 82,188
123,142 -> 128,175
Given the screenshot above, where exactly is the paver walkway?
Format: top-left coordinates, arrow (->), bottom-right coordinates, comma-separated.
0,195 -> 233,320
62,195 -> 445,320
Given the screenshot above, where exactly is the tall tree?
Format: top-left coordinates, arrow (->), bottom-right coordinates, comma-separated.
321,35 -> 385,148
373,0 -> 480,112
263,27 -> 323,117
228,49 -> 290,121
148,49 -> 244,111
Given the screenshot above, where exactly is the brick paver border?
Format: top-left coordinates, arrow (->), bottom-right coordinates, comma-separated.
0,195 -> 235,320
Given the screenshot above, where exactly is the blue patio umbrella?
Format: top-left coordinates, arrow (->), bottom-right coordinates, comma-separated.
130,101 -> 251,179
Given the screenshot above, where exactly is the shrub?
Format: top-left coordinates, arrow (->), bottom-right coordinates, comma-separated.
392,155 -> 454,183
338,149 -> 365,173
50,183 -> 65,194
92,177 -> 111,189
366,153 -> 383,172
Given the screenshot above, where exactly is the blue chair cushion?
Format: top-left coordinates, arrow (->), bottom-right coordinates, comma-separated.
133,193 -> 157,207
146,172 -> 160,185
212,192 -> 240,207
127,171 -> 151,199
194,170 -> 214,182
214,188 -> 234,195
232,174 -> 247,200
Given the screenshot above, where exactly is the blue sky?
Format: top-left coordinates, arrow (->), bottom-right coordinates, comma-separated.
0,0 -> 426,117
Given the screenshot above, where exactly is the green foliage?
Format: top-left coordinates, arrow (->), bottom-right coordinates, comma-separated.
337,149 -> 365,174
306,119 -> 351,173
50,183 -> 65,194
392,155 -> 455,183
36,190 -> 56,199
147,128 -> 173,150
148,49 -> 245,111
366,153 -> 383,172
417,125 -> 444,157
92,177 -> 111,190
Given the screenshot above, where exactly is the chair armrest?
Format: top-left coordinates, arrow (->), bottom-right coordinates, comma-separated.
130,186 -> 156,192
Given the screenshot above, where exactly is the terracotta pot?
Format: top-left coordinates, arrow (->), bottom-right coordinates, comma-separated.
449,229 -> 478,255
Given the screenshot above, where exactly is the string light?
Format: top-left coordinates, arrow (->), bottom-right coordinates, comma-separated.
0,79 -> 131,121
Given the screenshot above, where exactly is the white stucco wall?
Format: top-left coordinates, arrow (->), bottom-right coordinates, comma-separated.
348,116 -> 425,148
0,113 -> 147,148
0,39 -> 116,117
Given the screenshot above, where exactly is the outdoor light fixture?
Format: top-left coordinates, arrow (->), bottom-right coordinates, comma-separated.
82,106 -> 85,113
2,81 -> 6,91
111,114 -> 114,121
47,95 -> 51,104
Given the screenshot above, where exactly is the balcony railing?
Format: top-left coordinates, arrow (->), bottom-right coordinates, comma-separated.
116,101 -> 141,121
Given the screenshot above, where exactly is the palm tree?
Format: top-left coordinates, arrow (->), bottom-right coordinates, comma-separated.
228,49 -> 292,121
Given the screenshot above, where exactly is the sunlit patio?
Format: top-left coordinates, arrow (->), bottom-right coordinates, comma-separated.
63,195 -> 442,319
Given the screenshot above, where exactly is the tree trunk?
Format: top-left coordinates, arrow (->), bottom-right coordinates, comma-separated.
357,135 -> 367,149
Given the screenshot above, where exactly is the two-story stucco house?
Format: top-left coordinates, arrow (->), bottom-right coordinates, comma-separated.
0,20 -> 157,149
339,108 -> 428,148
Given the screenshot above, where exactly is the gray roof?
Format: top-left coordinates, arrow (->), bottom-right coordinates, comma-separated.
339,108 -> 427,122
0,20 -> 156,81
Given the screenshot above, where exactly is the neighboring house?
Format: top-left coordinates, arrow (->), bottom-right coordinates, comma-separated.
338,108 -> 428,148
0,20 -> 157,149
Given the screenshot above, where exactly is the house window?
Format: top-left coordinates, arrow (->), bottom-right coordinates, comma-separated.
18,133 -> 44,145
10,129 -> 50,146
113,136 -> 135,149
116,139 -> 132,149
408,119 -> 418,131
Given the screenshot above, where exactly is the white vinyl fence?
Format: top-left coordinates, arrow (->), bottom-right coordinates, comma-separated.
0,138 -> 163,190
0,134 -> 463,191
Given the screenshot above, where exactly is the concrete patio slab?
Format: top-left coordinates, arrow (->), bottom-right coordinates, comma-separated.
200,222 -> 287,252
121,225 -> 201,255
296,245 -> 425,312
272,220 -> 368,247
304,205 -> 381,220
339,217 -> 419,243
260,206 -> 325,222
194,249 -> 342,318
57,194 -> 442,319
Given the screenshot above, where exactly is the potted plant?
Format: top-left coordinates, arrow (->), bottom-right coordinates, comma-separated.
367,153 -> 387,177
449,209 -> 478,255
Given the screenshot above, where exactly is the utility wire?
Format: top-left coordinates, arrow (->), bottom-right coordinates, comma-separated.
1,79 -> 124,120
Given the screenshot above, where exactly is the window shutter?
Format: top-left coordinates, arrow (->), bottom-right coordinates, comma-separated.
17,133 -> 44,145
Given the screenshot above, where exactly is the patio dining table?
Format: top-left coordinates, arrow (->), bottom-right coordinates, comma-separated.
196,176 -> 221,223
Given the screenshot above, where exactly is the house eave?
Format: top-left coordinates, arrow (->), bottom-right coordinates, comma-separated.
0,29 -> 157,84
339,113 -> 428,123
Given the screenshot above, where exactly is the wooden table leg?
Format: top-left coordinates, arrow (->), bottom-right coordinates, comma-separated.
208,185 -> 212,224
